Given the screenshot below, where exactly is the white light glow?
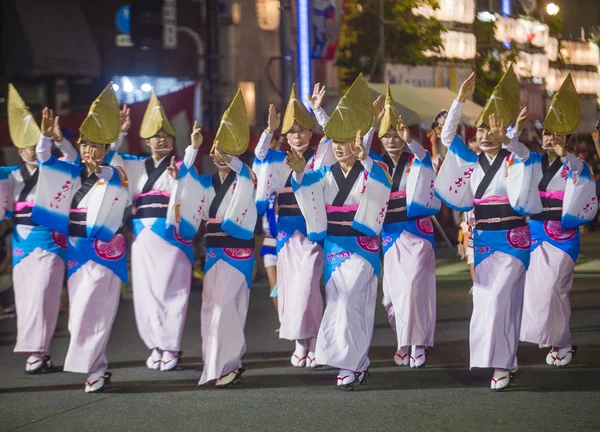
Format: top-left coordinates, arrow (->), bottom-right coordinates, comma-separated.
112,84 -> 120,92
546,3 -> 560,16
122,77 -> 134,93
141,83 -> 152,92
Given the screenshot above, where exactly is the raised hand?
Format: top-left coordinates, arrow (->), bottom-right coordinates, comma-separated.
515,107 -> 528,132
52,115 -> 64,142
120,104 -> 131,133
351,130 -> 367,160
488,113 -> 507,144
308,83 -> 326,111
84,147 -> 101,174
212,141 -> 232,164
396,115 -> 412,144
266,104 -> 281,134
457,72 -> 476,103
551,133 -> 567,157
191,121 -> 203,150
286,147 -> 306,173
41,107 -> 55,138
167,156 -> 179,179
373,95 -> 384,126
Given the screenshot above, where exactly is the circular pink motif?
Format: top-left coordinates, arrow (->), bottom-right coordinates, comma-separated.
94,234 -> 126,261
544,220 -> 576,242
223,248 -> 254,260
52,231 -> 68,249
506,226 -> 531,250
357,236 -> 380,253
416,217 -> 434,235
174,227 -> 193,245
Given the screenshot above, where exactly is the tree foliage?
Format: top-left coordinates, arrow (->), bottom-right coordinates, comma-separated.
336,0 -> 446,91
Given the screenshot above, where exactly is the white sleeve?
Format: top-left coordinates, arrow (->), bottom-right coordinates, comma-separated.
183,146 -> 198,168
292,171 -> 304,184
561,152 -> 583,174
254,131 -> 272,161
441,100 -> 463,148
226,156 -> 243,174
314,107 -> 330,128
362,127 -> 377,154
505,129 -> 530,161
36,135 -> 53,163
110,132 -> 127,152
407,138 -> 427,161
97,166 -> 114,182
54,138 -> 78,163
362,156 -> 373,173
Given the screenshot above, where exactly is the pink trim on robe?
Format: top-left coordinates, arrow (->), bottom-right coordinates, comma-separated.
14,201 -> 35,211
389,191 -> 407,200
277,187 -> 293,194
472,195 -> 510,205
539,191 -> 565,200
326,204 -> 359,213
69,208 -> 88,214
134,190 -> 172,201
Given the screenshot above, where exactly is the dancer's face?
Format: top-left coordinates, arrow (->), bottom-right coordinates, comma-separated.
146,129 -> 174,157
380,128 -> 405,155
79,138 -> 110,163
333,140 -> 353,160
542,131 -> 565,154
18,147 -> 37,163
476,125 -> 501,153
286,122 -> 312,152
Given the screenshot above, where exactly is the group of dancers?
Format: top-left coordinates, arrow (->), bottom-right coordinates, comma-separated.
2,66 -> 597,393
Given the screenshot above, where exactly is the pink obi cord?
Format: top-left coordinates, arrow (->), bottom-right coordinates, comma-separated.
69,208 -> 88,214
389,190 -> 407,200
14,201 -> 34,211
472,195 -> 509,205
206,218 -> 223,225
277,187 -> 293,194
539,191 -> 564,200
134,190 -> 171,201
326,204 -> 359,213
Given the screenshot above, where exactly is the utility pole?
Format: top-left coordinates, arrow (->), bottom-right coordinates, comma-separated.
206,0 -> 220,130
280,0 -> 294,111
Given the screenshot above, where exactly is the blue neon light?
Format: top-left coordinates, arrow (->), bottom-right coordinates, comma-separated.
502,0 -> 511,16
297,0 -> 311,110
502,0 -> 511,48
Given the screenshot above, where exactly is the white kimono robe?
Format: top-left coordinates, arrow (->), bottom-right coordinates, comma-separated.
108,138 -> 198,353
171,156 -> 257,384
33,136 -> 129,375
434,100 -> 542,370
0,139 -> 76,355
292,156 -> 392,372
521,152 -> 598,348
253,110 -> 376,342
373,139 -> 440,350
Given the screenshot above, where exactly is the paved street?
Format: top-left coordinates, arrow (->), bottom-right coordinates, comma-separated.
1,235 -> 600,432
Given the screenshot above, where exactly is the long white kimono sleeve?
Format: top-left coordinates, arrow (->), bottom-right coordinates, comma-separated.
253,132 -> 287,214
406,139 -> 440,217
353,157 -> 393,236
562,154 -> 598,228
291,168 -> 328,241
434,100 -> 478,211
505,129 -> 543,216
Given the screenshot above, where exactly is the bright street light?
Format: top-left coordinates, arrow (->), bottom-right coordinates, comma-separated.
546,3 -> 560,16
